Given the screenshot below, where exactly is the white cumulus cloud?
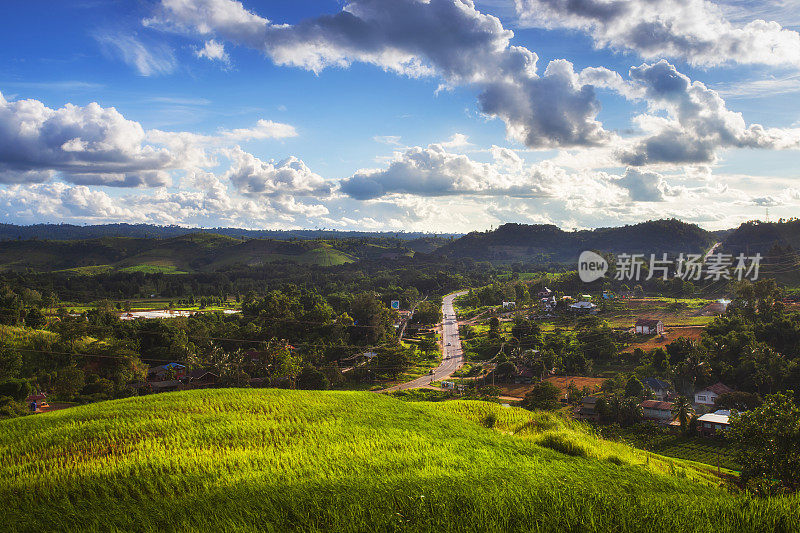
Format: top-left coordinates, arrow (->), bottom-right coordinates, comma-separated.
515,0 -> 800,69
145,0 -> 613,148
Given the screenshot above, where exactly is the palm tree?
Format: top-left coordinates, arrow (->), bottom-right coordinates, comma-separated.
671,396 -> 694,433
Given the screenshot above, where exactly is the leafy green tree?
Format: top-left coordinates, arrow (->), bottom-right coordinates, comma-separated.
671,396 -> 695,434
494,361 -> 516,381
715,391 -> 762,411
296,367 -> 330,390
53,366 -> 85,399
488,317 -> 500,339
566,382 -> 583,406
24,307 -> 46,329
728,391 -> 800,493
597,395 -> 621,423
0,343 -> 21,381
0,378 -> 31,402
374,346 -> 409,379
651,348 -> 670,373
418,337 -> 438,354
521,380 -> 561,411
412,301 -> 441,326
624,376 -> 645,398
620,397 -> 643,426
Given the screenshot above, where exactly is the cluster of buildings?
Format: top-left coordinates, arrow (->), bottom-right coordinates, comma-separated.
132,362 -> 219,393
537,288 -> 598,315
575,379 -> 737,436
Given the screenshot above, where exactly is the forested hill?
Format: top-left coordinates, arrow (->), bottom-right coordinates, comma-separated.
437,219 -> 718,263
0,223 -> 461,242
0,233 -> 434,273
720,219 -> 800,255
719,219 -> 800,284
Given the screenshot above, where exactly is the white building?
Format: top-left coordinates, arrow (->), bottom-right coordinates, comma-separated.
635,318 -> 664,335
694,382 -> 733,406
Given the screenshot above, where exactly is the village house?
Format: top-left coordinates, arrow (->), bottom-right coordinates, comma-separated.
569,301 -> 597,314
147,362 -> 187,381
635,318 -> 664,335
184,369 -> 219,389
641,400 -> 674,424
697,410 -> 731,436
537,287 -> 553,299
25,392 -> 48,413
694,382 -> 733,407
513,365 -> 537,384
643,378 -> 671,401
575,396 -> 600,421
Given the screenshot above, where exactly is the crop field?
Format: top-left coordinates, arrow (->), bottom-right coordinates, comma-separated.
498,375 -> 606,399
599,426 -> 741,471
2,389 -> 799,532
600,297 -> 716,328
118,264 -> 190,274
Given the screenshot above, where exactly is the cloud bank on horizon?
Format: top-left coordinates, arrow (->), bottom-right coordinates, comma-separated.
0,0 -> 799,232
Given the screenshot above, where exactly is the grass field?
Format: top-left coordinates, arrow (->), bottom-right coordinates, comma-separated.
0,324 -> 58,347
118,264 -> 190,274
600,297 -> 716,328
2,389 -> 799,532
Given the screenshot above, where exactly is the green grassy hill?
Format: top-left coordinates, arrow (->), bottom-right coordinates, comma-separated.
0,233 -> 355,273
2,389 -> 798,532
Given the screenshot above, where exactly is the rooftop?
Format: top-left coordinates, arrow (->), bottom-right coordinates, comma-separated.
697,382 -> 733,396
641,400 -> 674,410
697,410 -> 731,424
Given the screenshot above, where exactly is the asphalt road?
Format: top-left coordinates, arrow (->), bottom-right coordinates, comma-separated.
384,290 -> 467,392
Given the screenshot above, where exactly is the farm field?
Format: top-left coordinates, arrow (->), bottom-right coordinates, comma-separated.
3,389 -> 798,532
600,297 -> 717,328
498,375 -> 606,399
599,425 -> 741,472
623,325 -> 705,352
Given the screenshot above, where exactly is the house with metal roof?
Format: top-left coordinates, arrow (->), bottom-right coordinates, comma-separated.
697,410 -> 732,436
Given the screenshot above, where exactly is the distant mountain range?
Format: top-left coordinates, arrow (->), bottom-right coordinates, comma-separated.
0,223 -> 461,242
435,219 -> 725,263
0,233 -> 434,274
0,218 -> 796,274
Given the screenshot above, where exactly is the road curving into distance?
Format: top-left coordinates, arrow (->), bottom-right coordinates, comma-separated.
384,290 -> 468,392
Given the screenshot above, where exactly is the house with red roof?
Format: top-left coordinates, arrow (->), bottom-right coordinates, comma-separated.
694,382 -> 733,407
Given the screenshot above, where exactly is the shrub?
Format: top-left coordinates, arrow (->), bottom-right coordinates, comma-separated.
0,378 -> 31,402
537,432 -> 589,458
297,367 -> 330,390
522,381 -> 561,411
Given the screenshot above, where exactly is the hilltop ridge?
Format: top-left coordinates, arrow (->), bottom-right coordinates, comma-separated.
3,389 -> 798,532
436,219 -> 719,263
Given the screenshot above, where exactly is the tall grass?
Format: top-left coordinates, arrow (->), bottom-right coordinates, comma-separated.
2,389 -> 798,532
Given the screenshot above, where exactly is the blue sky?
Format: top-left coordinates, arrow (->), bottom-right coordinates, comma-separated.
1,0 -> 799,232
